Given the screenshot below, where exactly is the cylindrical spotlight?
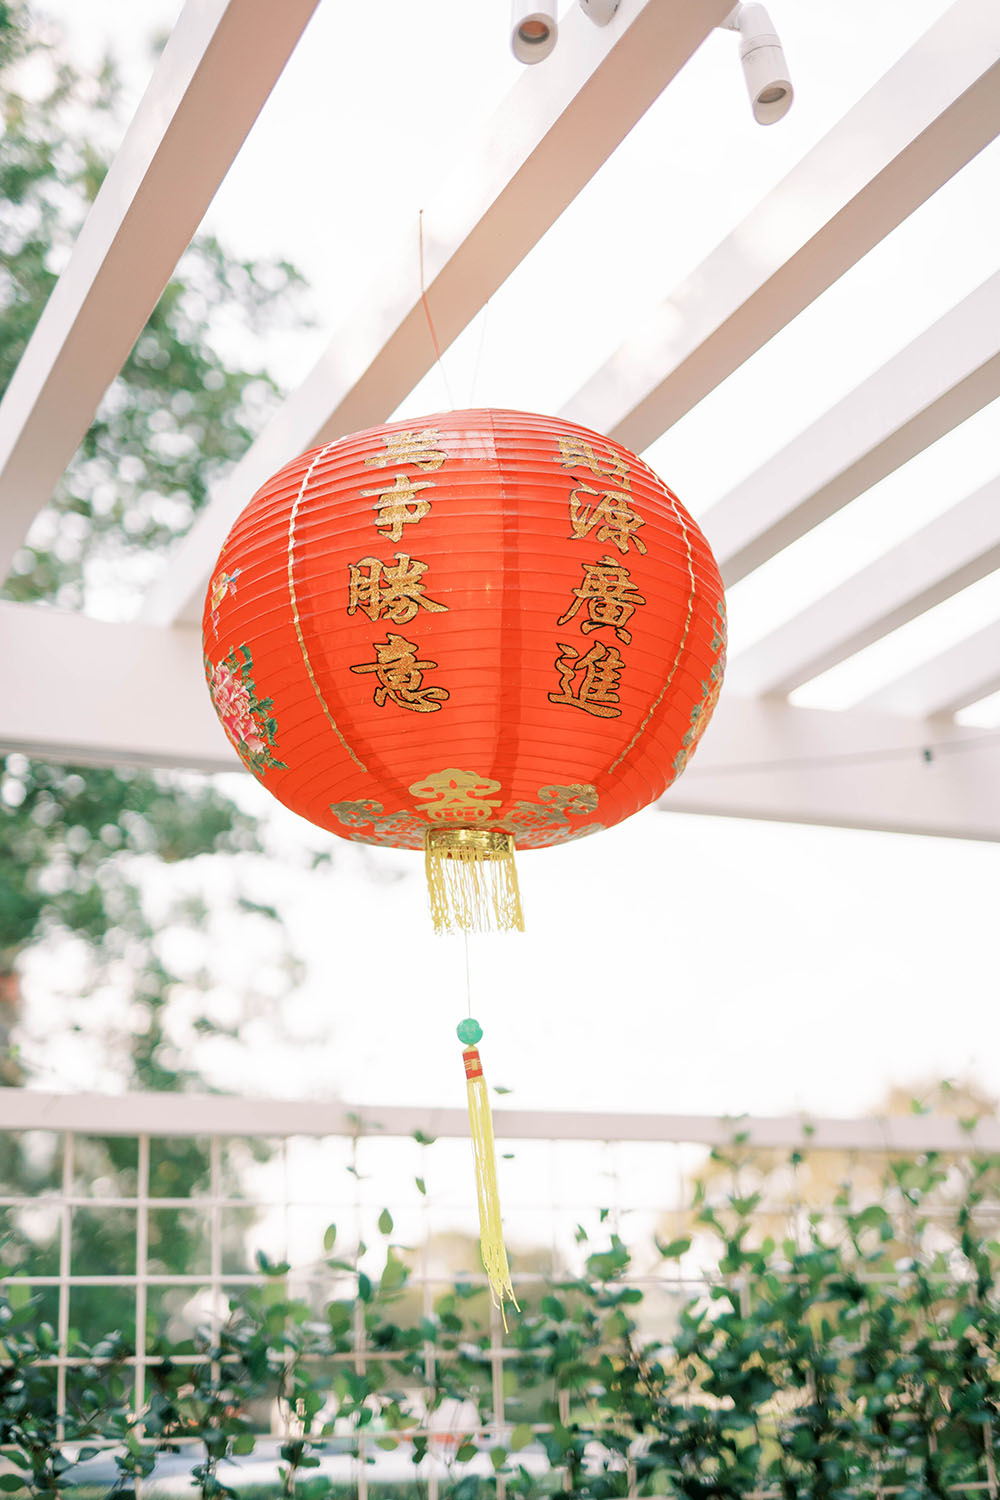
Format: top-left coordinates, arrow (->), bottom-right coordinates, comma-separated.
578,0 -> 620,23
510,4 -> 558,64
733,3 -> 793,124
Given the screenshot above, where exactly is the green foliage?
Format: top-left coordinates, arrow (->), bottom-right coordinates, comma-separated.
4,1148 -> 1000,1496
0,759 -> 260,971
0,1282 -> 133,1494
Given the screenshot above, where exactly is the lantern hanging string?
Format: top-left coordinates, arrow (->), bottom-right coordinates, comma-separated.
418,209 -> 456,408
469,297 -> 491,406
463,931 -> 473,1020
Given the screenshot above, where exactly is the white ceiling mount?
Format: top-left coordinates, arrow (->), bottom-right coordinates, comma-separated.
579,0 -> 621,24
721,3 -> 793,124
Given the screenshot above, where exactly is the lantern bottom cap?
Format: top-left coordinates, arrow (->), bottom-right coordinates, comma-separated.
427,828 -> 513,860
424,828 -> 524,935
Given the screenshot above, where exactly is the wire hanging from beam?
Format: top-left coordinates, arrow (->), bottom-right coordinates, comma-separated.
418,208 -> 455,409
682,729 -> 1000,780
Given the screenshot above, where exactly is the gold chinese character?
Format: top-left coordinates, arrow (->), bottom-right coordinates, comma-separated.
547,641 -> 623,719
555,555 -> 646,644
350,633 -> 449,713
347,553 -> 447,625
409,768 -> 502,824
364,429 -> 447,472
558,436 -> 631,487
568,486 -> 646,556
361,474 -> 434,542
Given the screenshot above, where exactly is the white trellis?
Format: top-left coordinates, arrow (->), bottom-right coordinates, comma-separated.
2,1092 -> 1000,1494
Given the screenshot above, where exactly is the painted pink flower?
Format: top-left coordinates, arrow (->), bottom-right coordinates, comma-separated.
211,660 -> 256,745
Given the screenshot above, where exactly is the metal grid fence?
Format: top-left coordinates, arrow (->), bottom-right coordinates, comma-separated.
3,1091 -> 1000,1496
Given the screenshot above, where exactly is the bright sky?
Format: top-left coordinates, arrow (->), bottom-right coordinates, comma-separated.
29,0 -> 1000,1126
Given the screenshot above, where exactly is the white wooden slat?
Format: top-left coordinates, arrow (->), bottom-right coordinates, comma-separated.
0,602 -> 235,771
860,619 -> 1000,719
726,474 -> 1000,696
664,690 -> 1000,843
560,0 -> 1000,459
700,274 -> 1000,585
2,1088 -> 998,1153
0,0 -> 321,582
2,601 -> 997,842
139,0 -> 733,629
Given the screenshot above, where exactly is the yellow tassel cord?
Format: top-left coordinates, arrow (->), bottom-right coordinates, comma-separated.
425,829 -> 525,936
463,1044 -> 518,1322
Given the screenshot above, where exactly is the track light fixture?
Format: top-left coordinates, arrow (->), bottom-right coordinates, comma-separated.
578,0 -> 621,23
721,3 -> 793,125
510,3 -> 558,64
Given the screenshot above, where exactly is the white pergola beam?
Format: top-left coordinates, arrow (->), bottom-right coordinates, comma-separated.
664,692 -> 1000,843
560,0 -> 1000,459
0,603 -> 236,771
726,474 -> 1000,696
3,602 -> 997,842
140,0 -> 732,629
860,620 -> 1000,719
0,0 -> 320,580
3,1089 -> 998,1153
703,275 -> 1000,585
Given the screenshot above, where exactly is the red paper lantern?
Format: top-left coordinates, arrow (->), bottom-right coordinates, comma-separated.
203,407 -> 726,888
203,407 -> 726,1310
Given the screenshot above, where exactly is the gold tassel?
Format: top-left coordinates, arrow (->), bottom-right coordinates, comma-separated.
425,829 -> 524,936
462,1042 -> 518,1323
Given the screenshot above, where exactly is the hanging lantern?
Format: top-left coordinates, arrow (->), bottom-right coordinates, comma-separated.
203,408 -> 726,905
202,407 -> 726,1307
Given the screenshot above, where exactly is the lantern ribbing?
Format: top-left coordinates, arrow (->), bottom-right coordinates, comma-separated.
202,407 -> 727,878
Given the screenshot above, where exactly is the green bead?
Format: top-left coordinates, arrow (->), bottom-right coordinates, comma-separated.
457,1017 -> 483,1045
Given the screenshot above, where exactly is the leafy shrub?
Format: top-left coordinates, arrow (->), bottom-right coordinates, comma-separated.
2,1145 -> 1000,1496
